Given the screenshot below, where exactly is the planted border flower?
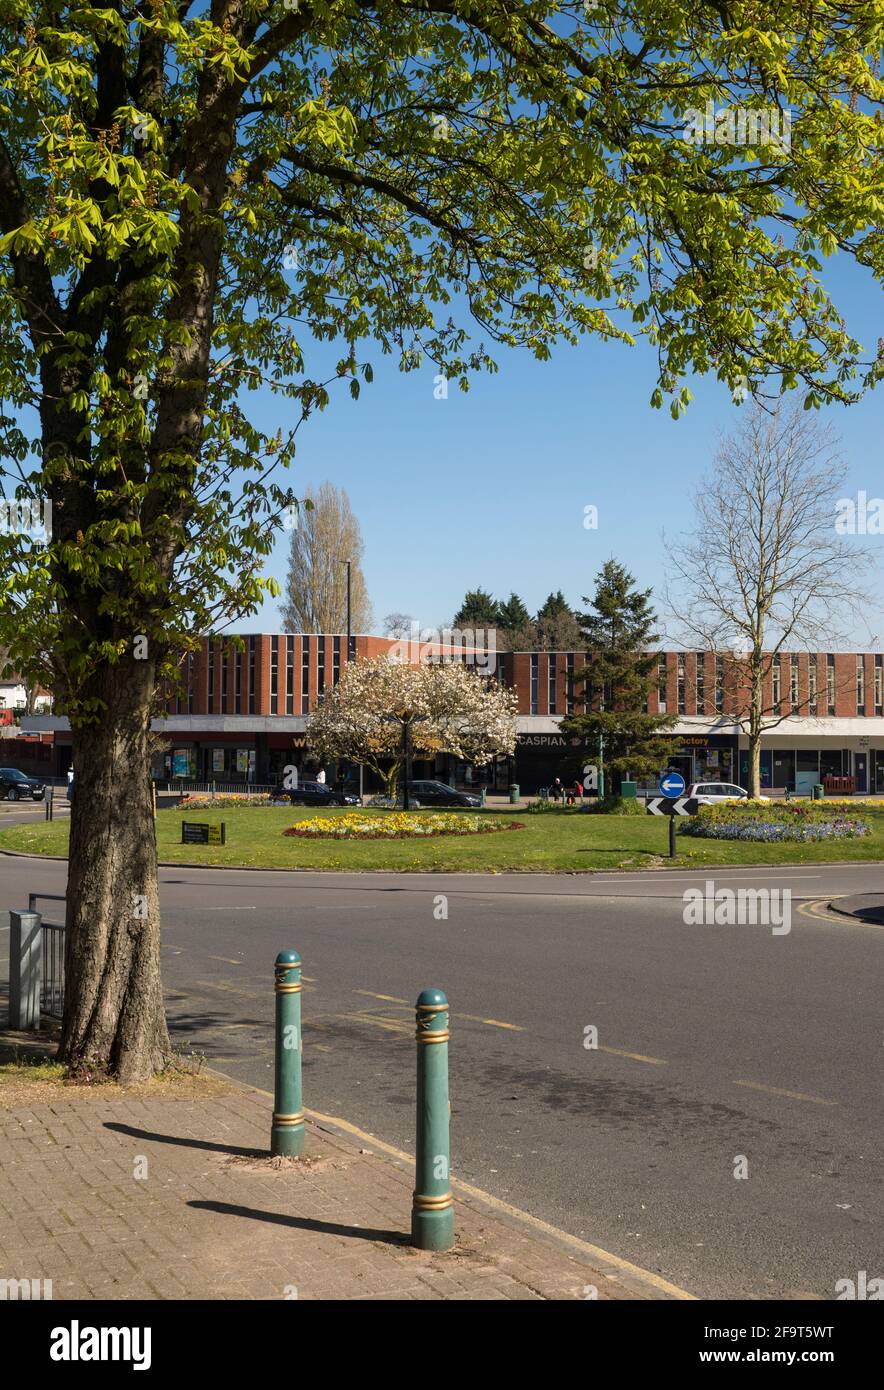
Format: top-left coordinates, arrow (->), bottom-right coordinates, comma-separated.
284,812 -> 524,840
680,802 -> 870,842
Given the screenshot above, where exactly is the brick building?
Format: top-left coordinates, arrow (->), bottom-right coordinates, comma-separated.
21,639 -> 884,795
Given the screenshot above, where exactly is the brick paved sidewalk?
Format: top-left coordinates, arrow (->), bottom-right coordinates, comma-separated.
0,1070 -> 686,1301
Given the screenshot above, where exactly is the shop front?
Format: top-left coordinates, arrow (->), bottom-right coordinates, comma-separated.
666,735 -> 739,786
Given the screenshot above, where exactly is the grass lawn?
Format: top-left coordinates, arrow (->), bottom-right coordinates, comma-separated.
2,802 -> 884,871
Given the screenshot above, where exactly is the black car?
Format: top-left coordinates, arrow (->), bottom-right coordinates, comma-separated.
269,779 -> 359,807
0,767 -> 46,801
405,780 -> 482,808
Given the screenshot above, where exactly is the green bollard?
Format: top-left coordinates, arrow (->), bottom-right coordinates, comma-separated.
411,987 -> 455,1251
271,949 -> 304,1158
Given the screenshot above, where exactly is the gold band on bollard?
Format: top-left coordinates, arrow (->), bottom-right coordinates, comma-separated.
275,980 -> 302,993
272,1111 -> 305,1125
412,1191 -> 454,1211
415,1029 -> 450,1043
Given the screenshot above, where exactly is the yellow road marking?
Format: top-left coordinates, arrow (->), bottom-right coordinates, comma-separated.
599,1046 -> 666,1065
302,1104 -> 696,1300
457,1012 -> 524,1032
799,897 -> 884,928
734,1079 -> 837,1106
353,989 -> 408,1004
198,1067 -> 697,1300
207,955 -> 243,966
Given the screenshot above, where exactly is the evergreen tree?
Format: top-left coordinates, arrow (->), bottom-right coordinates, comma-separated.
452,589 -> 499,629
560,561 -> 674,796
497,592 -> 531,633
535,591 -> 582,649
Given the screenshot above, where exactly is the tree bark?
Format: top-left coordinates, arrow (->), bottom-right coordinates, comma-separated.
58,661 -> 170,1084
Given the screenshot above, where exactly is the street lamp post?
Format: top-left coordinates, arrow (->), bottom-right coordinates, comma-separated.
342,557 -> 355,662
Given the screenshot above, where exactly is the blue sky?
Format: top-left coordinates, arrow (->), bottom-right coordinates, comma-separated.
247,246 -> 883,643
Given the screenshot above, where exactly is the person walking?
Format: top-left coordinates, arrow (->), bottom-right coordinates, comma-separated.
315,766 -> 326,785
66,766 -> 74,802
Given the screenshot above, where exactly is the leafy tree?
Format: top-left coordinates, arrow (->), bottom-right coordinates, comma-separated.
497,592 -> 531,633
452,588 -> 499,629
0,2 -> 880,1079
281,481 -> 372,633
560,561 -> 674,793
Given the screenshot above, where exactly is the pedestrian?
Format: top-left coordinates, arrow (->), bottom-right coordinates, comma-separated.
66,766 -> 74,802
551,775 -> 563,803
315,766 -> 326,785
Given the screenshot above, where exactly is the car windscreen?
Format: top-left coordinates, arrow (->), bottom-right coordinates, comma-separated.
0,769 -> 28,780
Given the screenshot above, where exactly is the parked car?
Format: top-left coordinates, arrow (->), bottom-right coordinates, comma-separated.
0,767 -> 46,801
404,780 -> 482,808
269,779 -> 359,807
687,781 -> 766,805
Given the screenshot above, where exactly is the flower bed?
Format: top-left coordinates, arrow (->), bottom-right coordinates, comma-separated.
284,812 -> 524,840
179,793 -> 265,809
681,802 -> 870,842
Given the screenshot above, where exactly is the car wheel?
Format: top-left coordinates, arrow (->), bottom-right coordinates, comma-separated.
6,788 -> 18,802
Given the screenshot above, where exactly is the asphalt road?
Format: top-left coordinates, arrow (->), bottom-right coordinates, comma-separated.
1,838 -> 882,1300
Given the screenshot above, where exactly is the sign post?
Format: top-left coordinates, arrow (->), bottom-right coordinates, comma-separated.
647,772 -> 695,858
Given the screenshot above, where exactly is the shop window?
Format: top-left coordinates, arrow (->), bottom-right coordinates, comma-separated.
820,750 -> 842,779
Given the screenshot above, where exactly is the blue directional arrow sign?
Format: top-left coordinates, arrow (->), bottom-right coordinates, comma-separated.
658,770 -> 686,798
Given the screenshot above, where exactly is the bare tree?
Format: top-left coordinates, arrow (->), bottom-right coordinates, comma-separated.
666,404 -> 873,797
281,482 -> 373,634
383,612 -> 416,639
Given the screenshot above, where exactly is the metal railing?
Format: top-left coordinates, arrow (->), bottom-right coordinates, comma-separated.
28,892 -> 65,1018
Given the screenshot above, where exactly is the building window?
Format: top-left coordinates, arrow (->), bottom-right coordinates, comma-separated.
248,636 -> 256,714
772,653 -> 781,709
187,653 -> 194,715
857,655 -> 865,715
825,653 -> 835,715
715,655 -> 724,713
808,655 -> 817,716
207,640 -> 215,713
790,654 -> 799,713
271,635 -> 279,714
333,635 -> 341,686
318,636 -> 325,695
695,653 -> 705,715
530,654 -> 538,715
876,655 -> 882,716
548,654 -> 557,715
677,654 -> 685,716
286,636 -> 294,714
566,653 -> 575,715
221,645 -> 228,713
658,655 -> 667,713
235,649 -> 242,713
301,636 -> 310,715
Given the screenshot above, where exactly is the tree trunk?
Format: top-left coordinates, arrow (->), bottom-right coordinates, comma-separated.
58,661 -> 170,1084
748,736 -> 761,800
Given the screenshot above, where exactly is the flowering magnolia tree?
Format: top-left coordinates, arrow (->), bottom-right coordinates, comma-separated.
308,656 -> 518,798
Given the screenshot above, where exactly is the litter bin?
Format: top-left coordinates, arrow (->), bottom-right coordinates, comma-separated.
480,787 -> 487,808
813,783 -> 824,800
620,781 -> 637,799
509,784 -> 520,804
